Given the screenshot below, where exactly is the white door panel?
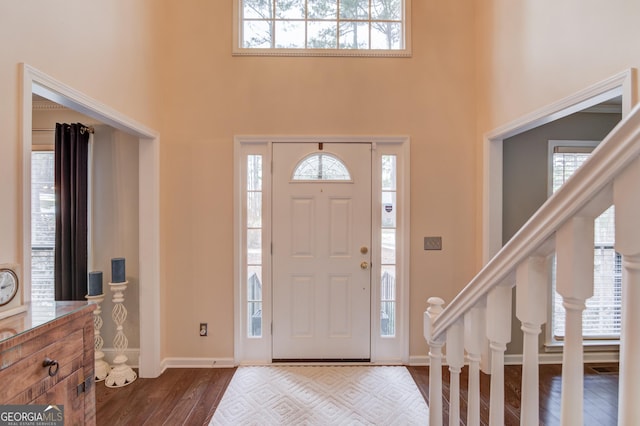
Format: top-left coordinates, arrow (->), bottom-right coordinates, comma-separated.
272,142 -> 372,360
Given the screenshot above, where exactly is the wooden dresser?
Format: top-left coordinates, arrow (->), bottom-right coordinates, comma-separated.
0,302 -> 96,425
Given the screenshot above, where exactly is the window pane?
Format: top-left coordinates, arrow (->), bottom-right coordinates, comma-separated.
276,0 -> 305,19
31,152 -> 55,247
595,206 -> 614,245
371,22 -> 401,49
339,22 -> 369,49
293,153 -> 351,180
243,0 -> 274,19
371,0 -> 401,20
248,301 -> 262,337
339,0 -> 369,19
247,229 -> 262,264
32,151 -> 55,305
588,247 -> 621,336
248,266 -> 263,300
381,265 -> 396,300
381,155 -> 396,190
243,20 -> 273,48
32,249 -> 55,301
308,21 -> 338,48
275,20 -> 306,48
381,191 -> 396,228
308,0 -> 338,19
247,192 -> 262,228
247,155 -> 263,191
381,229 -> 396,264
381,301 -> 395,336
239,0 -> 406,52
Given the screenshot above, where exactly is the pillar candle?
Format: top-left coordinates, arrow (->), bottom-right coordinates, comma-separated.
111,258 -> 126,283
88,271 -> 103,296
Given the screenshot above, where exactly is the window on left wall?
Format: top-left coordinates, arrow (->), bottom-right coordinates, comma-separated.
31,150 -> 55,303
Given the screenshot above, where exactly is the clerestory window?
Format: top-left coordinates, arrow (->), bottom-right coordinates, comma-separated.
234,0 -> 411,56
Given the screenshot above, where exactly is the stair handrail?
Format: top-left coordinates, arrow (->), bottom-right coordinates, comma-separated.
431,102 -> 640,343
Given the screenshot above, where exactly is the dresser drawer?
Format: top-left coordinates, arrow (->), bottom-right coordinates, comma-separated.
0,328 -> 84,403
0,302 -> 95,425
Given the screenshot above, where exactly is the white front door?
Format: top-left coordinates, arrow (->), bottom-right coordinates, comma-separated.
272,142 -> 372,360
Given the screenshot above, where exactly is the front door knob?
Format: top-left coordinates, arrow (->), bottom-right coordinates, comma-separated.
360,261 -> 369,270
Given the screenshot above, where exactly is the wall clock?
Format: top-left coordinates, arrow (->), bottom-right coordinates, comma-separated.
0,268 -> 18,306
0,265 -> 26,320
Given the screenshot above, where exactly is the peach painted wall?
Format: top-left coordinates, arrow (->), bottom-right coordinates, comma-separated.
476,0 -> 640,143
156,0 -> 478,359
13,1 -> 639,362
0,0 -> 159,355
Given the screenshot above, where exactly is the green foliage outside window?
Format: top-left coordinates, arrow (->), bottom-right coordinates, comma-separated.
241,0 -> 404,51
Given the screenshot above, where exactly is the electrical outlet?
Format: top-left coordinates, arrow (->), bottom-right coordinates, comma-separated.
424,236 -> 442,250
199,323 -> 208,337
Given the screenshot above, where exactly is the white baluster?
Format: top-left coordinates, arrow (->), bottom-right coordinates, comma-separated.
556,216 -> 594,425
614,156 -> 640,425
515,256 -> 548,426
486,284 -> 512,426
425,297 -> 445,426
446,319 -> 464,426
464,303 -> 485,426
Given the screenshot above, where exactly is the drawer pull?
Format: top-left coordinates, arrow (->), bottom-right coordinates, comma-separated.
43,358 -> 59,377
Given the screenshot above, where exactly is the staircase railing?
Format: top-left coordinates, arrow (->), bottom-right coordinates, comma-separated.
424,103 -> 640,425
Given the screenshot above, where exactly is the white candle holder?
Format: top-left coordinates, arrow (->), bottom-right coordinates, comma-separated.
105,281 -> 137,388
86,293 -> 110,382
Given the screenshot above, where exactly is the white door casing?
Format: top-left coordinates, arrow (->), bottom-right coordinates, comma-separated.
272,142 -> 372,359
234,135 -> 410,365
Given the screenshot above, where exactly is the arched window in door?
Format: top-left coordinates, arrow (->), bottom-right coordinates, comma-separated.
292,153 -> 351,181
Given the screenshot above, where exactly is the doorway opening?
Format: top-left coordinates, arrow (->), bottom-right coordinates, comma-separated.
482,68 -> 635,357
21,64 -> 162,378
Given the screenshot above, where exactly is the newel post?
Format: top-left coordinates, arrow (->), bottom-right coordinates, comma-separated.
614,156 -> 640,425
424,297 -> 445,426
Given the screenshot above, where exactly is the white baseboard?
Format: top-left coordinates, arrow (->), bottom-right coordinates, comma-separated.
408,356 -> 429,366
160,357 -> 236,372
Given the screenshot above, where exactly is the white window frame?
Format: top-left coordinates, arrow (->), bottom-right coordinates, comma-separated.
234,136 -> 410,364
545,140 -> 621,350
232,0 -> 412,57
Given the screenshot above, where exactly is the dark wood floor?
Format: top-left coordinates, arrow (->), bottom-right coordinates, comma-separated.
407,363 -> 619,426
95,368 -> 236,425
96,364 -> 618,425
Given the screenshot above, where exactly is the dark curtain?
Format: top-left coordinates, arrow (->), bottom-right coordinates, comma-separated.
55,123 -> 90,300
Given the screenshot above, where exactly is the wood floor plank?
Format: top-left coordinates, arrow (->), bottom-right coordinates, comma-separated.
184,369 -> 237,425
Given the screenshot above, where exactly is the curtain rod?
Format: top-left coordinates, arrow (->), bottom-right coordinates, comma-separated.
32,126 -> 95,134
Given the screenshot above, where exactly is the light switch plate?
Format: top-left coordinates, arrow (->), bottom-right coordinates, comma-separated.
424,236 -> 442,250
